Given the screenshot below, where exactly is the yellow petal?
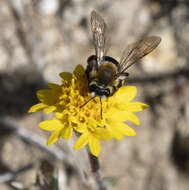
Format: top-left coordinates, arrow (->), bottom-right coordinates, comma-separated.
61,126 -> 73,140
106,108 -> 128,122
47,130 -> 61,146
48,83 -> 60,90
43,105 -> 56,114
89,137 -> 100,157
108,110 -> 140,125
59,72 -> 72,82
55,112 -> 64,119
74,132 -> 90,150
113,86 -> 137,103
75,122 -> 87,133
39,119 -> 64,131
107,121 -> 136,138
106,123 -> 123,140
37,89 -> 59,106
95,128 -> 112,141
118,123 -> 136,136
28,103 -> 47,113
125,112 -> 140,125
37,89 -> 51,101
125,102 -> 149,112
73,64 -> 85,78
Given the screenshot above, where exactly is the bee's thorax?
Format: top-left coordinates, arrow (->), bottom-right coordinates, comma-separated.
86,55 -> 127,97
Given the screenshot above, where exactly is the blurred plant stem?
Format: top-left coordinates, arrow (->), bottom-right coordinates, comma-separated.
66,139 -> 89,187
87,150 -> 107,190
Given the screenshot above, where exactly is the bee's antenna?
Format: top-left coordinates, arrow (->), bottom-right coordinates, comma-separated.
100,97 -> 103,120
80,96 -> 96,108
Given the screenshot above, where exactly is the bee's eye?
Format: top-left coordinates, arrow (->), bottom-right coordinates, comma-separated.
89,84 -> 96,92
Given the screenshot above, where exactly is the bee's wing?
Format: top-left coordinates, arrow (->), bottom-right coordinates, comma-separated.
118,36 -> 161,75
91,10 -> 110,65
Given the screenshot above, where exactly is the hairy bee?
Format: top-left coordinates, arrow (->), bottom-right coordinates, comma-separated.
86,10 -> 161,99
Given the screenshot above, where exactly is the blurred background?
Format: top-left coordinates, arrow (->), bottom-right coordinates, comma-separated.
0,0 -> 189,190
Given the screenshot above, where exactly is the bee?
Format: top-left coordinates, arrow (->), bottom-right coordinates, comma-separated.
82,10 -> 161,115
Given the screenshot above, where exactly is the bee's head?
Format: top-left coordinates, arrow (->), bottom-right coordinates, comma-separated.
89,82 -> 111,97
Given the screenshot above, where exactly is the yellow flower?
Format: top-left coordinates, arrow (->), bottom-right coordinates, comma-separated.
29,65 -> 149,157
